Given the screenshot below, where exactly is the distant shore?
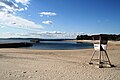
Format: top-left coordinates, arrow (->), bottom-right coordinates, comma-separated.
0,42 -> 32,48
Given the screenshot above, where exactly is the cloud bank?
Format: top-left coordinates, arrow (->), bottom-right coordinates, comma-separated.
0,31 -> 79,39
15,0 -> 30,6
0,12 -> 44,29
0,0 -> 43,30
0,0 -> 78,39
0,0 -> 21,14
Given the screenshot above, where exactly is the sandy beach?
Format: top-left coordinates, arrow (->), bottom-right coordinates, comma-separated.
0,41 -> 120,80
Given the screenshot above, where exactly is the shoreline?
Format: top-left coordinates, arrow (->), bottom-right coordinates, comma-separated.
0,42 -> 32,48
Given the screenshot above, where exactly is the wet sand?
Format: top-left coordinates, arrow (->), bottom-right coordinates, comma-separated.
0,41 -> 120,80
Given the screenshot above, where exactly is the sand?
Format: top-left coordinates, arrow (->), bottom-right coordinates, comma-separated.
0,41 -> 120,80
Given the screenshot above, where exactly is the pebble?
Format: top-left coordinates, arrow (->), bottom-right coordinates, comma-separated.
9,73 -> 12,75
15,74 -> 20,77
21,75 -> 25,77
28,76 -> 32,78
35,70 -> 38,72
22,71 -> 27,73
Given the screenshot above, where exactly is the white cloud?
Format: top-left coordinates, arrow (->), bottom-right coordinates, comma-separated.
0,0 -> 44,30
0,29 -> 83,38
0,0 -> 30,14
0,25 -> 5,28
0,0 -> 21,14
40,15 -> 43,17
0,12 -> 44,29
21,31 -> 78,39
15,0 -> 30,6
0,0 -> 46,38
39,12 -> 57,17
42,20 -> 53,25
0,32 -> 15,38
18,8 -> 24,11
24,7 -> 27,10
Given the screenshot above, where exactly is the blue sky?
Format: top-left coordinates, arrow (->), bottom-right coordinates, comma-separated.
0,0 -> 120,38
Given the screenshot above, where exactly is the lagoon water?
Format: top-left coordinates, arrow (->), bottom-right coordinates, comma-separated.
29,41 -> 93,50
0,39 -> 93,50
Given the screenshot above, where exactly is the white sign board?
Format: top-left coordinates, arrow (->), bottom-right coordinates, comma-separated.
94,44 -> 107,51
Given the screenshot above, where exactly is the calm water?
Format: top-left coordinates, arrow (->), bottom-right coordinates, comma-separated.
0,39 -> 93,50
0,39 -> 30,43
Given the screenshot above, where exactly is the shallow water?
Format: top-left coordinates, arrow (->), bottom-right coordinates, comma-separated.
28,41 -> 93,50
0,39 -> 93,50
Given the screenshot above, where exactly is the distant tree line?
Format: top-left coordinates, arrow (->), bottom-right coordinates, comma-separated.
76,34 -> 120,41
